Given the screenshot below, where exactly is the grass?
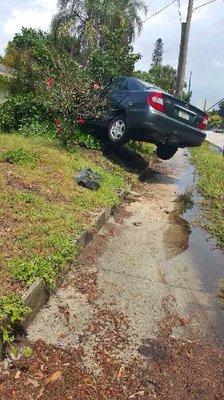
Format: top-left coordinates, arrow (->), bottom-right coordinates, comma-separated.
127,141 -> 156,158
0,133 -> 135,295
191,143 -> 224,247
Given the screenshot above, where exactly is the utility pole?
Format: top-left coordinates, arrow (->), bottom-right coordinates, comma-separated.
175,0 -> 194,98
203,99 -> 207,111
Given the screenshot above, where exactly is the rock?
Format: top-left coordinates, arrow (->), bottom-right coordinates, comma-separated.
75,169 -> 102,190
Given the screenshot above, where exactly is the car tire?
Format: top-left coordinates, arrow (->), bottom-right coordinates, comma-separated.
107,115 -> 128,145
156,144 -> 178,160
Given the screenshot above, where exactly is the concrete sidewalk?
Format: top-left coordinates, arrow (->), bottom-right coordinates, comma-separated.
206,130 -> 224,150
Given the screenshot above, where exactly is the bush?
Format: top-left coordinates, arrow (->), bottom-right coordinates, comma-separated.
60,126 -> 102,149
0,94 -> 49,132
0,148 -> 38,166
18,121 -> 56,138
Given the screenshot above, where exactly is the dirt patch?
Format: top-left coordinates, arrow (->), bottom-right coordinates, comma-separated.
163,205 -> 191,259
5,173 -> 70,203
1,317 -> 224,400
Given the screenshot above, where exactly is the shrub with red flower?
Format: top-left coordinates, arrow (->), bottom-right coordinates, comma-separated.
54,118 -> 62,134
77,118 -> 86,125
46,77 -> 55,90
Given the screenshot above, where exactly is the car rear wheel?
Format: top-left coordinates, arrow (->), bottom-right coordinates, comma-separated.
156,144 -> 178,160
108,116 -> 128,144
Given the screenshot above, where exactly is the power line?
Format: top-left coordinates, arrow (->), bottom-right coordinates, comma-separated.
137,0 -> 217,29
139,0 -> 177,26
206,97 -> 224,111
137,0 -> 216,29
193,0 -> 216,11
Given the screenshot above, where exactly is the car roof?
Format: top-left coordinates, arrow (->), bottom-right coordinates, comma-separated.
125,77 -> 162,92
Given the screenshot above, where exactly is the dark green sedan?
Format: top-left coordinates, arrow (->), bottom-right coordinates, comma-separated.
93,77 -> 207,160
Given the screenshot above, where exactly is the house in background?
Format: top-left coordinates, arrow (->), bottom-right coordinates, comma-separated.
0,63 -> 14,102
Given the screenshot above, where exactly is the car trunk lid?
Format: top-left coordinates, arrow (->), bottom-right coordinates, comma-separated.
163,94 -> 207,129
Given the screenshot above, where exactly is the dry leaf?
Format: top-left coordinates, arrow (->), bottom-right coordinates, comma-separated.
178,316 -> 189,327
186,349 -> 193,359
130,391 -> 145,398
35,370 -> 45,378
14,370 -> 21,380
45,370 -> 62,385
37,387 -> 44,399
58,332 -> 69,339
27,378 -> 39,388
117,365 -> 125,381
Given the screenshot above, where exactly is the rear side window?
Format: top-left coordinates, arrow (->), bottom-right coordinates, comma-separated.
110,78 -> 128,91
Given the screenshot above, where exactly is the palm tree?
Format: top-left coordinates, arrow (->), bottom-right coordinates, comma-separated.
51,0 -> 147,46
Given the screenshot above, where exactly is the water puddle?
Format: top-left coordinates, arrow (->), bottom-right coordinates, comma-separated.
169,155 -> 224,339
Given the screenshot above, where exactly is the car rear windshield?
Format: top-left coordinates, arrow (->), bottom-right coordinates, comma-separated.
128,78 -> 160,91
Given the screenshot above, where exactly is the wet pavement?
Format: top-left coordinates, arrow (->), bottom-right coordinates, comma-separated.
162,155 -> 224,340
1,148 -> 224,399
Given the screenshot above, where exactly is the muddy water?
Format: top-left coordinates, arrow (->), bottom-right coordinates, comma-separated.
171,153 -> 224,339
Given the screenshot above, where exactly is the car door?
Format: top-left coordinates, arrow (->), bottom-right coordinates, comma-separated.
97,78 -> 129,126
108,78 -> 129,108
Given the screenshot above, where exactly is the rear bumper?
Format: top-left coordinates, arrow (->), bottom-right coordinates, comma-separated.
129,109 -> 206,148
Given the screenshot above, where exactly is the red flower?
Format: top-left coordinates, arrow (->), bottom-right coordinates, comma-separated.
92,81 -> 101,90
46,77 -> 55,89
77,118 -> 86,125
54,118 -> 62,134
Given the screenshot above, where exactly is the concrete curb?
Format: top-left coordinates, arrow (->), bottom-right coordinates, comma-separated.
21,189 -> 127,328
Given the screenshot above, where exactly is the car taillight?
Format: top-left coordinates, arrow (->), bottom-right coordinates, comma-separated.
147,92 -> 165,113
198,114 -> 208,130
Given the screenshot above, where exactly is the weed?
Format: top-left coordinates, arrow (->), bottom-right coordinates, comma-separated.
127,141 -> 156,157
18,121 -> 56,139
10,256 -> 60,287
65,127 -> 102,150
0,295 -> 30,345
9,234 -> 75,287
10,346 -> 19,357
22,346 -> 33,357
0,148 -> 37,166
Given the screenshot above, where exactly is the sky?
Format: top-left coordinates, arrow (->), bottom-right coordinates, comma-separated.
0,0 -> 223,108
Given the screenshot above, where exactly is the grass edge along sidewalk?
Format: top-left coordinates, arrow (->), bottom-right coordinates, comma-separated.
191,142 -> 224,248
